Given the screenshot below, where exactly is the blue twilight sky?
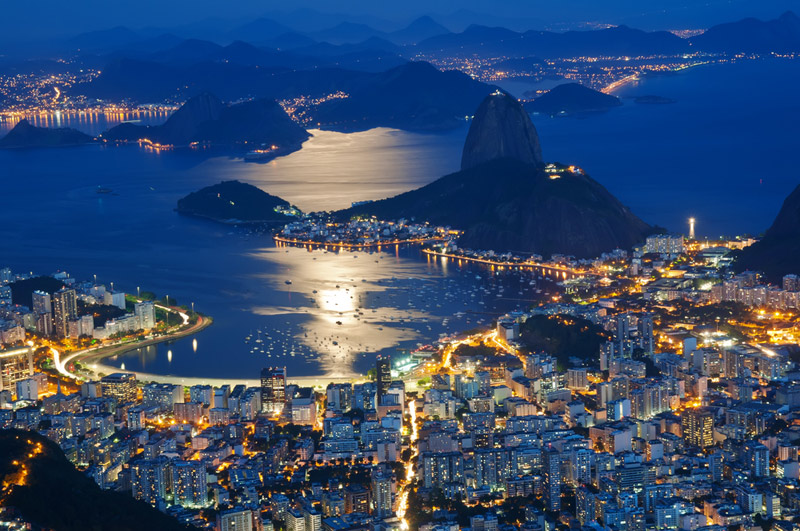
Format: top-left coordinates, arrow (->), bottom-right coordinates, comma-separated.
1,0 -> 796,45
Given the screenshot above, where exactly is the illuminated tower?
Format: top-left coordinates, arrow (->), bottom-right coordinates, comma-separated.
689,217 -> 696,240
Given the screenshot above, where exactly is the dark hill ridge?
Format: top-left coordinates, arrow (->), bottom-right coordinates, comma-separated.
525,83 -> 622,115
736,183 -> 800,281
314,61 -> 498,132
83,59 -> 495,131
690,11 -> 800,53
461,91 -> 543,170
0,429 -> 191,531
176,180 -> 296,224
415,23 -> 689,58
102,93 -> 309,151
0,120 -> 94,149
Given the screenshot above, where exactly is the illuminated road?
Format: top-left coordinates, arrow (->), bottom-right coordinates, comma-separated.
397,398 -> 418,530
274,235 -> 448,250
422,249 -> 587,277
51,304 -> 197,382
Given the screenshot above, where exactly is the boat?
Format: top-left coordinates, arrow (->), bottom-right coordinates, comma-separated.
285,280 -> 292,285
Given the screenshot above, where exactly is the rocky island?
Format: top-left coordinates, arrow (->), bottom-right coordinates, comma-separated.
524,82 -> 622,115
176,180 -> 299,224
339,91 -> 652,258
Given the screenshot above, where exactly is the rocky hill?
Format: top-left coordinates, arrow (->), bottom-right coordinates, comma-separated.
461,91 -> 543,170
0,429 -> 191,531
525,83 -> 622,115
735,183 -> 800,280
102,93 -> 309,152
339,92 -> 651,258
176,180 -> 297,224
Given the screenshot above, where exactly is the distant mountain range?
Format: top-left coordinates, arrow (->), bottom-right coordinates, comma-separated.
415,23 -> 690,57
735,183 -> 800,281
0,120 -> 94,148
101,92 -> 309,151
63,11 -> 800,63
53,12 -> 798,134
312,62 -> 497,131
339,92 -> 652,257
86,61 -> 498,132
690,11 -> 800,53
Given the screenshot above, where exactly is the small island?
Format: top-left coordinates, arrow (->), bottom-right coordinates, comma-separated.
176,180 -> 300,224
634,94 -> 677,104
524,82 -> 622,116
0,119 -> 95,149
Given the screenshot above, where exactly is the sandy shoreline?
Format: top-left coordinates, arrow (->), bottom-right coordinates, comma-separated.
63,314 -> 366,390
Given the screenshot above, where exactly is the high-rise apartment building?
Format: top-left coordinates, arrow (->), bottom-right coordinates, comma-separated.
681,407 -> 714,448
543,446 -> 561,512
261,367 -> 286,414
53,288 -> 77,338
376,355 -> 391,399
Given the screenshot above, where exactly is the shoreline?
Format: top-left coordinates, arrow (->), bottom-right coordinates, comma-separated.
57,313 -> 213,380
273,235 -> 449,250
57,314 -> 368,390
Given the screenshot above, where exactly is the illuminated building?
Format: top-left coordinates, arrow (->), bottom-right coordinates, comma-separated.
376,354 -> 391,399
285,508 -> 305,531
419,451 -> 465,490
681,407 -> 714,448
326,383 -> 353,413
543,446 -> 561,512
32,290 -> 53,336
343,484 -> 370,514
260,367 -> 286,415
303,506 -> 321,531
0,347 -> 34,393
32,290 -> 52,315
290,387 -> 316,425
644,234 -> 685,256
217,507 -> 262,531
130,456 -> 169,507
171,459 -> 208,508
134,301 -> 156,330
99,372 -> 137,404
746,442 -> 769,478
576,486 -> 596,525
142,383 -> 184,413
53,287 -> 77,338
